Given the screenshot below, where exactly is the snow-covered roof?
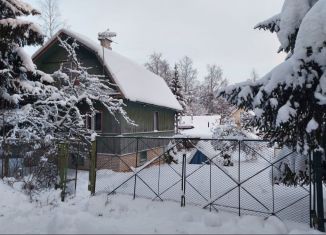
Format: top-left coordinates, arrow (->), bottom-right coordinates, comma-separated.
33,29 -> 182,111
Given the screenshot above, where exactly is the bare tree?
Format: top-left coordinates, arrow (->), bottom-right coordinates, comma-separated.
38,0 -> 65,38
177,56 -> 199,115
204,64 -> 228,94
200,64 -> 228,114
144,52 -> 172,84
178,56 -> 198,94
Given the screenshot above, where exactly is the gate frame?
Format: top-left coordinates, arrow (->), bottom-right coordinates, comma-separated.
90,136 -> 316,229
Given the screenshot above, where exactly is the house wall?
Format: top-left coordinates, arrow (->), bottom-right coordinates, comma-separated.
97,147 -> 164,172
34,38 -> 176,138
34,38 -> 109,77
231,109 -> 243,128
120,101 -> 175,134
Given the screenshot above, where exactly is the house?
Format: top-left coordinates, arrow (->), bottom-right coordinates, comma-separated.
32,29 -> 182,171
230,108 -> 244,128
230,108 -> 255,129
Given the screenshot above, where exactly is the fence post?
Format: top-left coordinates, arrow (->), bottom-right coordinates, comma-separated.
209,157 -> 212,212
157,147 -> 161,198
309,151 -> 313,228
88,140 -> 96,195
74,141 -> 80,194
272,160 -> 275,216
313,150 -> 325,232
58,142 -> 69,201
181,153 -> 186,207
238,140 -> 241,217
133,137 -> 139,200
3,143 -> 9,177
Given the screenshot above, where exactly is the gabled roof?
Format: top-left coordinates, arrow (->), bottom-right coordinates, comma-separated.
32,29 -> 182,111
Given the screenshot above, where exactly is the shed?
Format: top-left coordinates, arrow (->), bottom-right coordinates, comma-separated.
189,150 -> 209,165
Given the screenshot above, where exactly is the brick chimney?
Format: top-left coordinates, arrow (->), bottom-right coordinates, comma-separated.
98,28 -> 117,50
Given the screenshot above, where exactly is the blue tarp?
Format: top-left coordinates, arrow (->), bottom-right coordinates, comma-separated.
189,150 -> 209,165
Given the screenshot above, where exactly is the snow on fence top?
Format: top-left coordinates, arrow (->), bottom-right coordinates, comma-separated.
33,29 -> 183,111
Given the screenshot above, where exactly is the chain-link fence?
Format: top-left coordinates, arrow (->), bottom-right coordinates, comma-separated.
91,136 -> 312,225
0,140 -> 56,179
0,139 -> 89,201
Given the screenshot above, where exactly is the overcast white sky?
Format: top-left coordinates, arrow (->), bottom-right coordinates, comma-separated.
26,0 -> 285,84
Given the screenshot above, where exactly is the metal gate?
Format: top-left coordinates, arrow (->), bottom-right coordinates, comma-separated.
90,136 -> 312,226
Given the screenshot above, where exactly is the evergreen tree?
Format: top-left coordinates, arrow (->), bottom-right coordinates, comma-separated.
0,0 -> 61,183
169,64 -> 186,113
219,0 -> 326,184
0,0 -> 57,141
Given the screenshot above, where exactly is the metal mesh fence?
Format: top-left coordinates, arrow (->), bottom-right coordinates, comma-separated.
0,141 -> 55,179
93,136 -> 312,225
0,139 -> 88,201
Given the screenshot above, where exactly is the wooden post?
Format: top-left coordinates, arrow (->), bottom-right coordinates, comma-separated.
314,150 -> 325,232
88,140 -> 97,195
3,142 -> 9,177
58,142 -> 69,201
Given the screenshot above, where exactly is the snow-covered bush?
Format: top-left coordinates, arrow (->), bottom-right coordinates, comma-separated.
271,147 -> 309,186
0,0 -> 63,191
212,125 -> 261,161
1,139 -> 58,200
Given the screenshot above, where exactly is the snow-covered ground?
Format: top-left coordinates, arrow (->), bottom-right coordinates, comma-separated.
0,171 -> 321,234
96,155 -> 311,224
179,115 -> 220,138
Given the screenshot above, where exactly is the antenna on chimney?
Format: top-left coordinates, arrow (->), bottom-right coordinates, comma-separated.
98,28 -> 117,50
98,28 -> 117,75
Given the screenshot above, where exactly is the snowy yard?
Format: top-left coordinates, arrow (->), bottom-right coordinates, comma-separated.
1,0 -> 326,233
0,171 -> 321,234
96,155 -> 311,224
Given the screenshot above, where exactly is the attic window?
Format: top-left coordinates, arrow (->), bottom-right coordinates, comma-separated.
153,112 -> 159,131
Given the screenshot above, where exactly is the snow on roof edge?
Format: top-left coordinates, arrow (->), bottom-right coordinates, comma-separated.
32,29 -> 183,111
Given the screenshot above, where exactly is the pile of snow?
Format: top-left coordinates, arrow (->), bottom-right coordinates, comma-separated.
0,171 -> 320,234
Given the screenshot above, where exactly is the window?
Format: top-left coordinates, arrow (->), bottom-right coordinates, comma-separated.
95,113 -> 102,131
85,112 -> 102,132
153,112 -> 159,131
139,151 -> 147,165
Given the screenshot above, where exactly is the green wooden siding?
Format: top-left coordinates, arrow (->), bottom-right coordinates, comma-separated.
34,37 -> 107,77
120,101 -> 175,134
